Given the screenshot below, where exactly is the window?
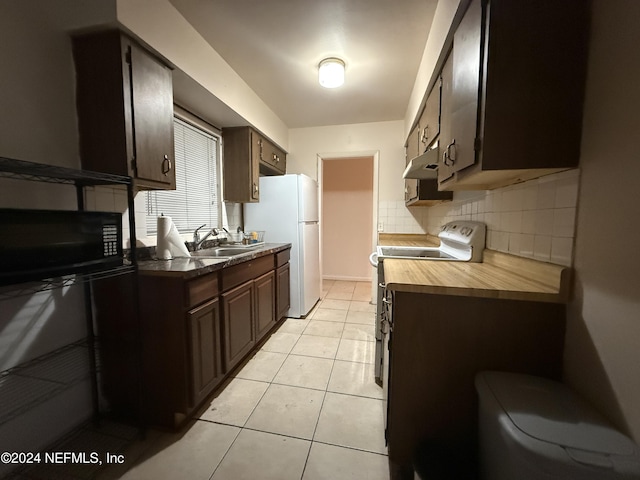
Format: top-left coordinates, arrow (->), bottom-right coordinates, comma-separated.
146,117 -> 221,235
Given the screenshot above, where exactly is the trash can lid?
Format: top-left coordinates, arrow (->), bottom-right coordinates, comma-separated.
479,371 -> 637,456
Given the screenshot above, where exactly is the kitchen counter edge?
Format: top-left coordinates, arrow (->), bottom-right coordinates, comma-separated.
137,243 -> 292,279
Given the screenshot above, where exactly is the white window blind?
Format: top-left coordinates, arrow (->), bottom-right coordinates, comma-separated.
146,117 -> 220,234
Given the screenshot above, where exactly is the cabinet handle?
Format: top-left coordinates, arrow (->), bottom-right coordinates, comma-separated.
162,154 -> 172,175
253,182 -> 259,196
258,139 -> 264,161
421,125 -> 429,144
443,139 -> 456,166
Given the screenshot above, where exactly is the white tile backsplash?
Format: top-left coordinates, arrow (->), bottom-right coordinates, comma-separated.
533,235 -> 552,262
379,169 -> 580,266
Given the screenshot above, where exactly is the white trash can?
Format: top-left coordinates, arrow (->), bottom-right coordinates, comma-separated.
475,371 -> 640,480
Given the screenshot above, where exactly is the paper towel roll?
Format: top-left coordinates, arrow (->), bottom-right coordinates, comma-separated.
156,216 -> 191,260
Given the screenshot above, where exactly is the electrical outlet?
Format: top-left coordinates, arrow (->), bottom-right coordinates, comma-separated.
378,222 -> 384,232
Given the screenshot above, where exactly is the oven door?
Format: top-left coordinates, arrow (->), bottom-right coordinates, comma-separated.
382,286 -> 393,443
374,259 -> 385,385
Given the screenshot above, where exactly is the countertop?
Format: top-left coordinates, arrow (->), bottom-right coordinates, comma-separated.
378,234 -> 571,303
137,242 -> 291,279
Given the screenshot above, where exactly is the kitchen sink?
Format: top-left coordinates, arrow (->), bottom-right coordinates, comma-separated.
188,245 -> 259,258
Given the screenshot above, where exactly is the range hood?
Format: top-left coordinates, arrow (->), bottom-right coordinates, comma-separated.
402,146 -> 440,179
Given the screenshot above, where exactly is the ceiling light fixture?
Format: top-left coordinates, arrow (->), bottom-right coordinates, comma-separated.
318,57 -> 345,88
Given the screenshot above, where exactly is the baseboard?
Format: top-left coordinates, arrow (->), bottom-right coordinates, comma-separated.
323,275 -> 373,282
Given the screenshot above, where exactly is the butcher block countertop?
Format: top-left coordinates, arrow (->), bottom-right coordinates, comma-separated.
378,233 -> 571,303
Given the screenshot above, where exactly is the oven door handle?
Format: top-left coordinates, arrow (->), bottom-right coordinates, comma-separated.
369,251 -> 379,267
381,318 -> 389,335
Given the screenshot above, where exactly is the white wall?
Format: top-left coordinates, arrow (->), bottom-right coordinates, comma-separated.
288,120 -> 405,201
404,0 -> 462,138
563,0 -> 640,442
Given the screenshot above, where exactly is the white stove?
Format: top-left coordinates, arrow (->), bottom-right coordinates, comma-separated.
372,221 -> 487,385
371,220 -> 487,266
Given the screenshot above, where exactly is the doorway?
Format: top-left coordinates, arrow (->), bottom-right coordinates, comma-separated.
321,156 -> 375,282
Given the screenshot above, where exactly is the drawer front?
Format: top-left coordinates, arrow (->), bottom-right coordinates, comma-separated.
276,248 -> 290,268
186,273 -> 219,308
221,254 -> 274,292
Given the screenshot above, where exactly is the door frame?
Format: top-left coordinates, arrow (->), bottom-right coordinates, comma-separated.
317,151 -> 379,297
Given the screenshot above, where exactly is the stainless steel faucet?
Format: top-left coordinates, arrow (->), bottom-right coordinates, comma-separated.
193,224 -> 219,250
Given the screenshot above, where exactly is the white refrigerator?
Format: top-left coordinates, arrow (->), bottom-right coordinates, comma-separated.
244,174 -> 321,318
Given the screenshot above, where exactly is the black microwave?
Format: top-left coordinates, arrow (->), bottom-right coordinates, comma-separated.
0,209 -> 123,286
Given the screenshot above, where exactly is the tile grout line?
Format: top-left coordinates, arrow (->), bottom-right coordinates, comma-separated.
298,348 -> 338,480
205,421 -> 242,480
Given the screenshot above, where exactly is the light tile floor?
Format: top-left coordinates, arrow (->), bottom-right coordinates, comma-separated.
17,280 -> 388,480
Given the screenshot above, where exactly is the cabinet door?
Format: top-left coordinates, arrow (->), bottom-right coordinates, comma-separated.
249,131 -> 261,201
419,78 -> 441,151
438,53 -> 455,183
130,43 -> 176,188
264,140 -> 286,175
257,135 -> 286,176
223,127 -> 257,202
405,124 -> 421,162
255,270 -> 276,342
222,281 -> 255,371
187,298 -> 223,407
448,0 -> 481,175
276,263 -> 290,321
405,178 -> 418,204
73,31 -> 175,190
271,145 -> 286,174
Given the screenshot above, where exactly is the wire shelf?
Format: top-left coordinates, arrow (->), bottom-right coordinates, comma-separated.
0,341 -> 98,426
0,265 -> 136,301
0,157 -> 131,187
0,155 -> 142,460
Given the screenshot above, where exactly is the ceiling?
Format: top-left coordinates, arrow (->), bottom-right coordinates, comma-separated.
168,0 -> 438,129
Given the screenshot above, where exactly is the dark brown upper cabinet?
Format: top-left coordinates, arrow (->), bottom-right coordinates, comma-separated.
438,0 -> 589,190
73,30 -> 176,190
222,126 -> 286,203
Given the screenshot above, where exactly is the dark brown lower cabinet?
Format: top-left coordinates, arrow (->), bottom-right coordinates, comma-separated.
255,270 -> 276,342
222,281 -> 256,372
188,298 -> 223,408
134,272 -> 224,428
276,263 -> 291,321
96,248 -> 291,429
385,291 -> 566,478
